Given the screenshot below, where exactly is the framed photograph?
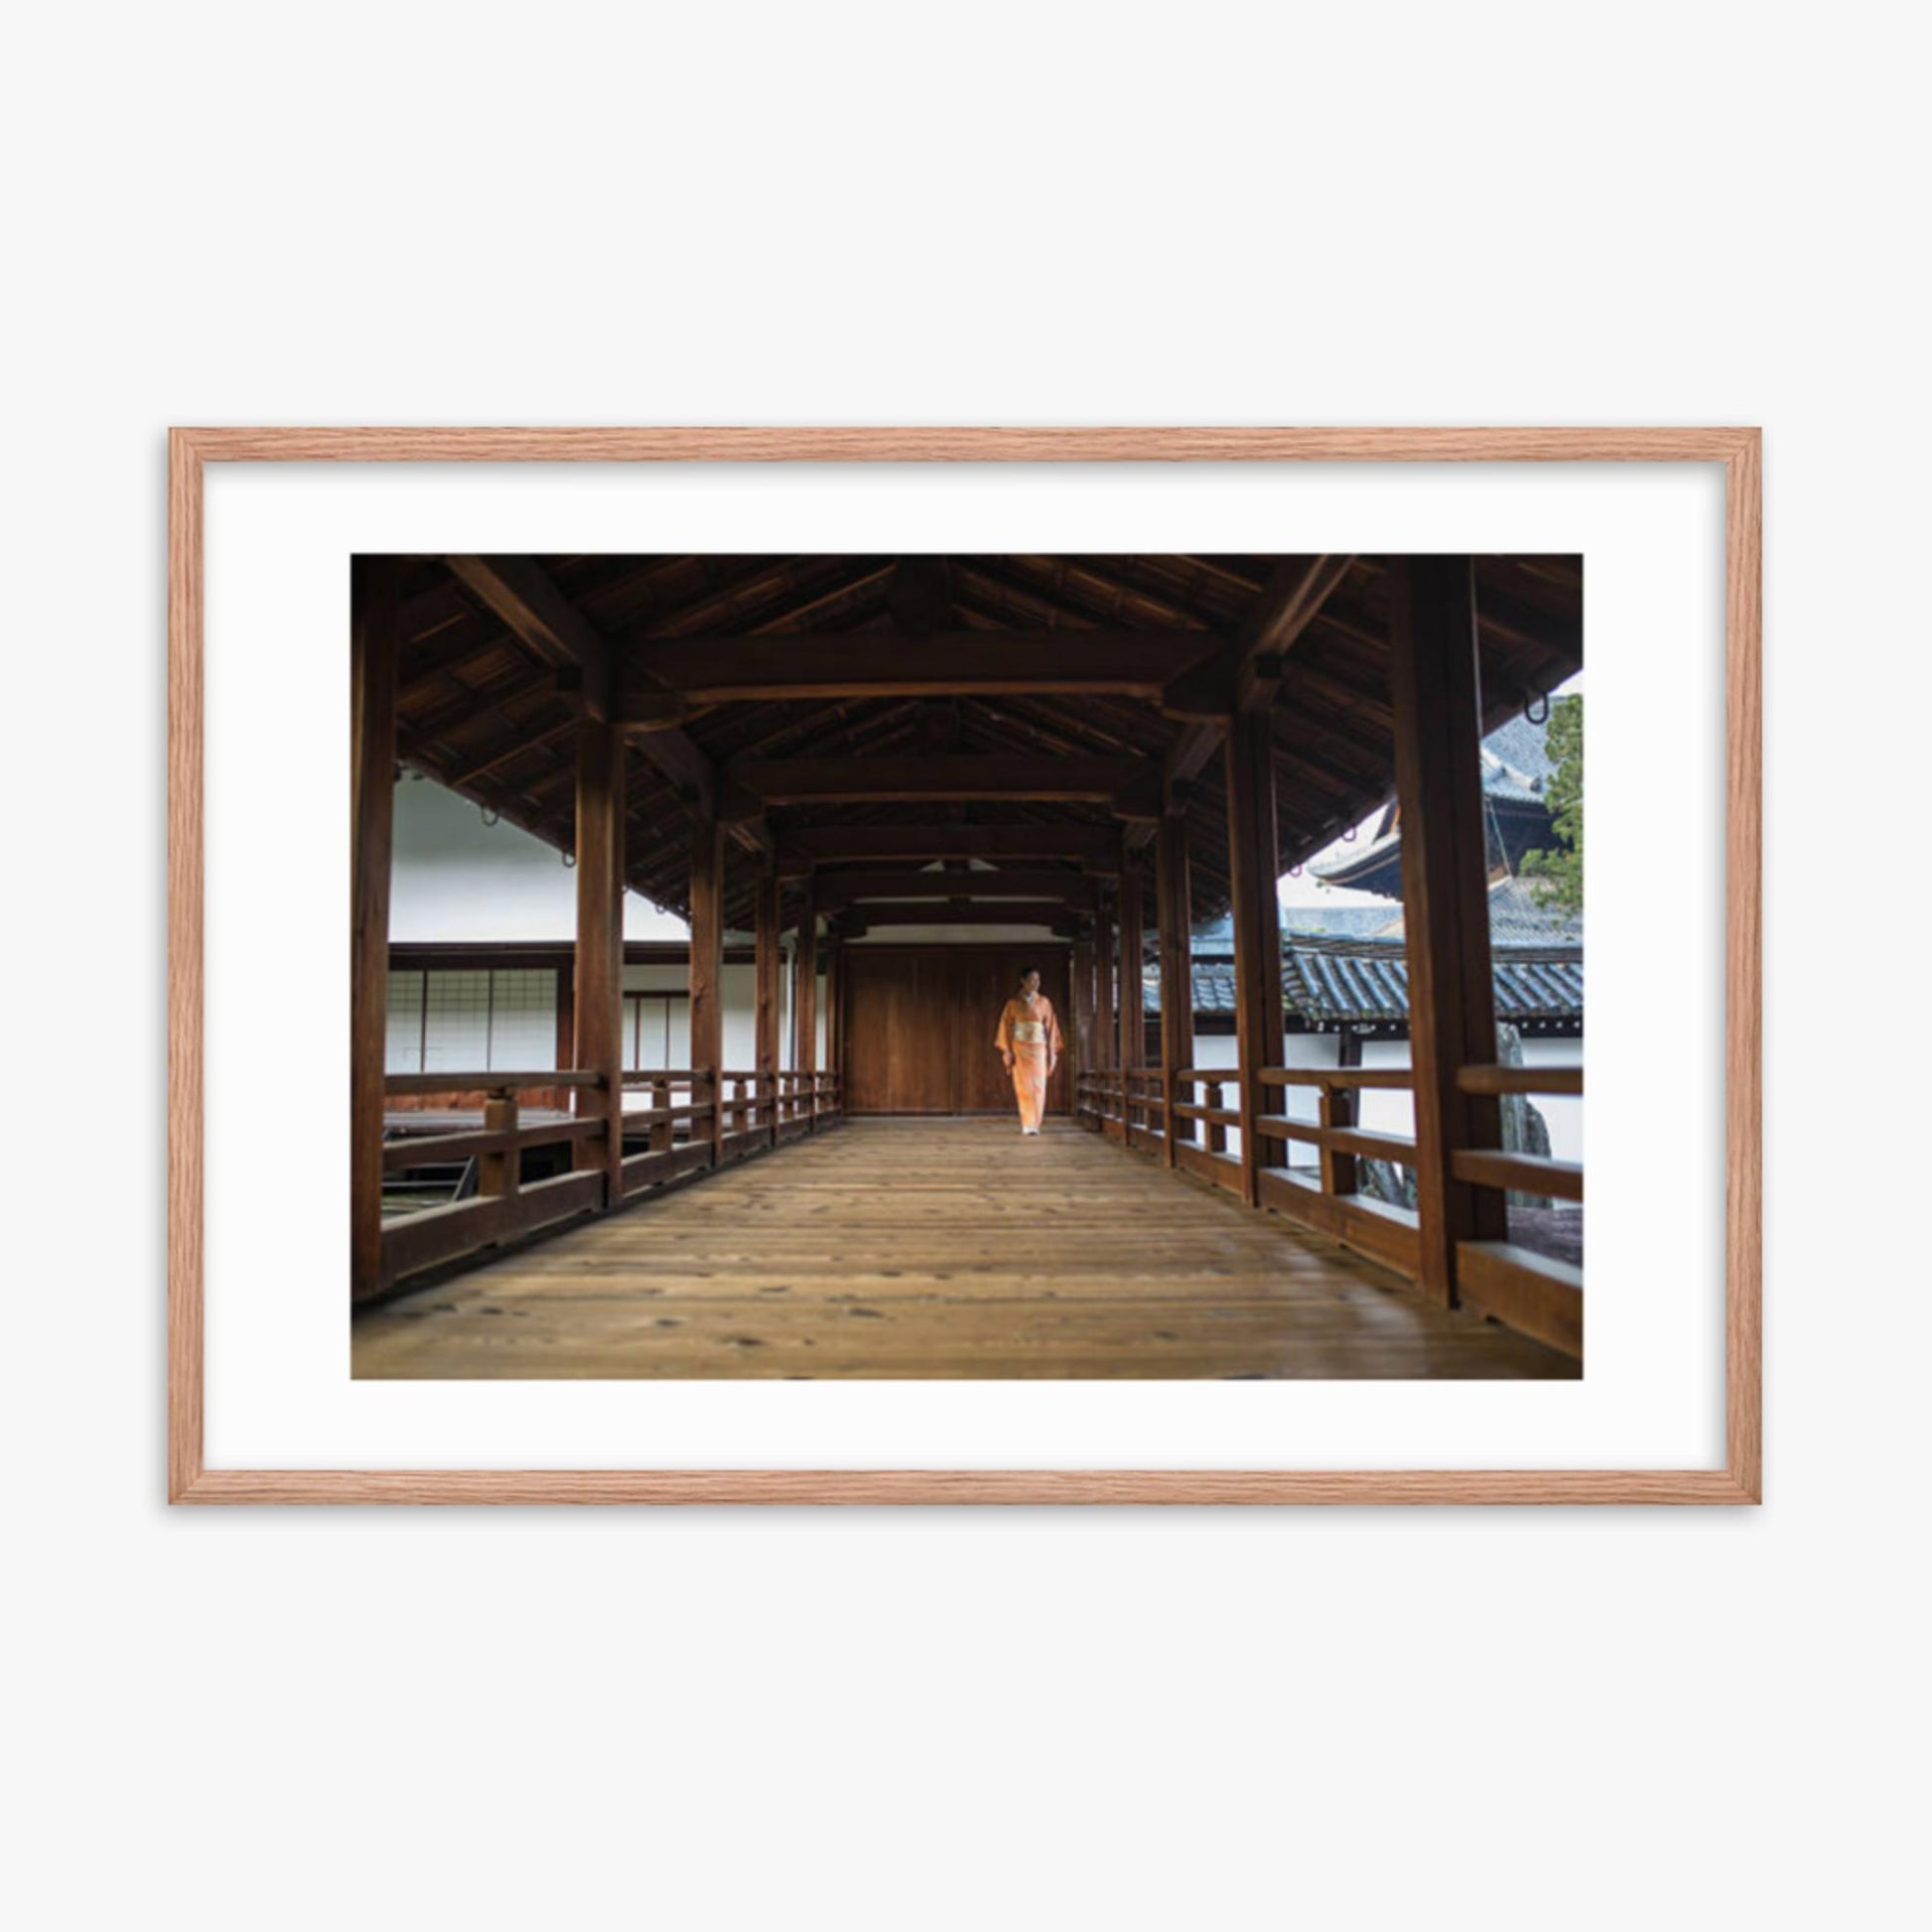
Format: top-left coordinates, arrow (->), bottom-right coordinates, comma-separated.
168,427 -> 1759,1503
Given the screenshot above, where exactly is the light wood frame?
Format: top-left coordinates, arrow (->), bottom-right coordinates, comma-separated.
168,426 -> 1760,1504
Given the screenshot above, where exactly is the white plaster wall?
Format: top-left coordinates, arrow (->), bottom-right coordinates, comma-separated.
1360,1037 -> 1420,1145
1520,1035 -> 1585,1165
1172,1030 -> 1342,1165
389,775 -> 690,942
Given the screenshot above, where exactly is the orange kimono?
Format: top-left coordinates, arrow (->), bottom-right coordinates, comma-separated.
995,994 -> 1063,1132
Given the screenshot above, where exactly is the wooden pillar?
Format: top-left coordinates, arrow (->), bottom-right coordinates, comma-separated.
1391,556 -> 1506,1303
553,956 -> 576,1114
573,717 -> 626,1205
1225,711 -> 1284,1207
1156,814 -> 1193,1169
1118,859 -> 1146,1072
795,875 -> 818,1076
824,930 -> 844,1106
479,1094 -> 520,1199
755,864 -> 780,1144
1070,938 -> 1095,1111
689,816 -> 725,1166
1092,888 -> 1116,1071
349,556 -> 399,1304
1318,1079 -> 1358,1199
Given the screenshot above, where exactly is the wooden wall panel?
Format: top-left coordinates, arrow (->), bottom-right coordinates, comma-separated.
843,946 -> 1072,1116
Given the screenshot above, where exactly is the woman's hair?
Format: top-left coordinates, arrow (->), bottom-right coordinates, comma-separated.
1018,963 -> 1040,980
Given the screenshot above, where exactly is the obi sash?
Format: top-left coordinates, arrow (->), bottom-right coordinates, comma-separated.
1010,1020 -> 1046,1045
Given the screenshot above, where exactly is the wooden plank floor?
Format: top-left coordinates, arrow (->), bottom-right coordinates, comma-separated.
352,1119 -> 1578,1379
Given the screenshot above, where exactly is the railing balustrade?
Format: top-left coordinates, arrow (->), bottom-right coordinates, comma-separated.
1447,1062 -> 1584,1357
378,1063 -> 843,1295
1078,1052 -> 1583,1357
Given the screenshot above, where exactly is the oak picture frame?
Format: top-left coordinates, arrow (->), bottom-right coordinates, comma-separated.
168,426 -> 1761,1504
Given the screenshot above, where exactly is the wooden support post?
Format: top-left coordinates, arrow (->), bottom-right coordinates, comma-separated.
795,876 -> 819,1080
649,1077 -> 671,1154
1318,1082 -> 1358,1198
756,864 -> 780,1147
1324,1027 -> 1362,1194
1155,815 -> 1193,1170
1390,555 -> 1507,1304
1118,859 -> 1146,1075
572,717 -> 626,1206
350,557 -> 399,1304
1225,710 -> 1284,1206
1092,890 -> 1116,1072
1069,939 -> 1095,1113
824,929 -> 844,1103
554,957 -> 576,1114
689,816 -> 725,1169
479,1094 -> 520,1198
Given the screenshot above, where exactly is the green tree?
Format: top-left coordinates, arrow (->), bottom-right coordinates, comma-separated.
1520,694 -> 1583,913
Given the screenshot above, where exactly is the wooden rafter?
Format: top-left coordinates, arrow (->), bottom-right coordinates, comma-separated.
618,629 -> 1220,710
1139,554 -> 1357,849
445,554 -> 732,835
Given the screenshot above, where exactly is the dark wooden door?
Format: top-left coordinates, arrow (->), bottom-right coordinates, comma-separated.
842,946 -> 1072,1116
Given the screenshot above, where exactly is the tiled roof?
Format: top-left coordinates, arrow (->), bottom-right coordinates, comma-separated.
1369,875 -> 1582,946
1146,933 -> 1583,1026
1478,712 -> 1556,803
1311,706 -> 1563,885
1191,904 -> 1401,951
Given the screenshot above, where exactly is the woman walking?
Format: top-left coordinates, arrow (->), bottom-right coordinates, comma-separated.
995,966 -> 1063,1136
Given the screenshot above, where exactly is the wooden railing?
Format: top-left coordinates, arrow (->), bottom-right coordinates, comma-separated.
1079,1054 -> 1583,1357
1449,1062 -> 1583,1357
379,1064 -> 843,1294
1075,1069 -> 1166,1150
773,1068 -> 841,1138
1251,1067 -> 1423,1277
1167,1068 -> 1242,1187
380,1070 -> 613,1285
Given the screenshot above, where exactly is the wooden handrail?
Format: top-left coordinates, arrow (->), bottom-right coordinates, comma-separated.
1450,1148 -> 1584,1202
1259,1066 -> 1415,1090
385,1069 -> 604,1096
1259,1116 -> 1417,1163
1457,1063 -> 1584,1097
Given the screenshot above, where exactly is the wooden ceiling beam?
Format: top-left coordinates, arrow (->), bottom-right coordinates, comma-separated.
623,557 -> 894,641
842,901 -> 1084,931
1234,555 -> 1359,710
815,870 -> 1097,911
443,554 -> 732,834
618,629 -> 1220,711
445,555 -> 621,718
775,824 -> 1123,876
1136,554 -> 1357,849
721,756 -> 1159,820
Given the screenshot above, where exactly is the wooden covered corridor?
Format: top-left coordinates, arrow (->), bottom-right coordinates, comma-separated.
353,1119 -> 1573,1378
353,548 -> 1586,1375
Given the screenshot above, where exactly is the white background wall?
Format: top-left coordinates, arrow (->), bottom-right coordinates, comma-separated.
8,8 -> 1923,1931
